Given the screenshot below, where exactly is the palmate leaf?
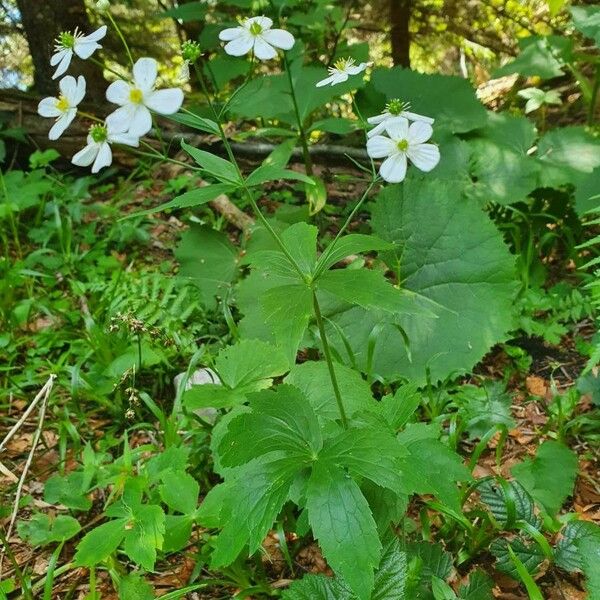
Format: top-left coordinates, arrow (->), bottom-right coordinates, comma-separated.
332,177 -> 517,385
571,5 -> 600,47
183,339 -> 289,409
217,385 -> 322,467
307,460 -> 382,600
511,441 -> 578,516
317,234 -> 393,272
123,504 -> 165,571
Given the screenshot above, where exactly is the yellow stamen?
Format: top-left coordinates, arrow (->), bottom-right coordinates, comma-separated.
56,96 -> 70,112
397,139 -> 409,151
249,22 -> 263,36
129,88 -> 143,104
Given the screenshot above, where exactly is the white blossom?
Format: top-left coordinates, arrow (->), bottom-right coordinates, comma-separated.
37,75 -> 86,140
105,57 -> 184,138
72,122 -> 139,173
219,16 -> 295,61
367,99 -> 434,138
95,0 -> 110,10
315,58 -> 372,88
51,26 -> 107,80
366,117 -> 440,184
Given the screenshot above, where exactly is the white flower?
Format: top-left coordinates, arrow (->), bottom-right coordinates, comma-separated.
51,26 -> 107,80
366,117 -> 440,184
37,75 -> 86,140
72,122 -> 139,173
219,16 -> 295,61
367,99 -> 434,138
105,57 -> 185,138
95,0 -> 110,10
315,57 -> 372,88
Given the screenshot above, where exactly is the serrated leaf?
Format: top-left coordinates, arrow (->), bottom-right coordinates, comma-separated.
458,570 -> 494,600
406,541 -> 453,584
282,574 -> 354,599
477,479 -> 539,529
432,576 -> 458,600
118,573 -> 155,600
579,536 -> 600,598
511,441 -> 578,515
218,385 -> 322,467
555,520 -> 600,572
44,472 -> 92,511
317,234 -> 394,273
378,384 -> 421,430
183,339 -> 289,409
74,518 -> 127,567
159,471 -> 199,515
571,6 -> 600,47
181,140 -> 241,184
490,537 -> 544,579
284,360 -> 377,423
17,514 -> 81,547
307,460 -> 381,600
163,514 -> 194,552
123,504 -> 165,570
175,224 -> 240,309
211,455 -> 300,567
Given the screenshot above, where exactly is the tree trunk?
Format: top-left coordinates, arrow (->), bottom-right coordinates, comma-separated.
15,0 -> 105,96
390,0 -> 411,68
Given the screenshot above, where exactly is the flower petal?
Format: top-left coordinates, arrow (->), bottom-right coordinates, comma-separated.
385,117 -> 409,141
224,33 -> 254,57
330,72 -> 349,86
109,132 -> 140,147
407,143 -> 440,172
253,37 -> 277,61
92,142 -> 113,173
74,40 -> 101,60
402,110 -> 434,124
73,75 -> 87,105
133,57 -> 158,93
346,62 -> 370,75
106,104 -> 135,133
82,25 -> 107,43
106,80 -> 131,106
128,105 -> 153,137
72,142 -> 100,167
367,121 -> 387,138
50,49 -> 68,67
59,75 -> 77,99
245,16 -> 273,30
49,110 -> 76,140
316,75 -> 336,88
366,135 -> 396,159
144,88 -> 184,114
408,120 -> 433,144
261,29 -> 295,50
38,97 -> 61,118
367,113 -> 387,125
380,153 -> 407,183
52,51 -> 72,79
219,27 -> 244,41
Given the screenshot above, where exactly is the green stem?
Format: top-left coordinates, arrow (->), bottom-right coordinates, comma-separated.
588,65 -> 600,126
283,52 -> 313,176
106,11 -> 134,67
0,169 -> 22,259
312,291 -> 348,428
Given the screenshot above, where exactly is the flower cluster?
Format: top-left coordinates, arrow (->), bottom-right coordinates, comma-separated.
38,25 -> 184,172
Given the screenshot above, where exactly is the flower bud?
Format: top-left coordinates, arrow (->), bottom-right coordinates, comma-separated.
95,0 -> 110,11
182,40 -> 202,63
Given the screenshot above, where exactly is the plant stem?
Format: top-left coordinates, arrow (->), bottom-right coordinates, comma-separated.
312,291 -> 349,428
588,65 -> 600,126
0,169 -> 22,259
283,53 -> 314,175
106,11 -> 134,67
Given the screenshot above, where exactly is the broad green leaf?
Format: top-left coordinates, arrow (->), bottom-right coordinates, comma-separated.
146,446 -> 190,482
575,168 -> 600,215
406,541 -> 453,584
123,504 -> 165,570
336,178 -> 517,384
281,222 -> 319,275
494,36 -> 572,79
262,137 -> 297,169
183,339 -> 289,409
166,111 -> 219,135
307,460 -> 381,600
282,574 -> 353,599
159,471 -> 199,515
133,184 -> 233,216
571,6 -> 600,47
175,224 -> 240,309
285,360 -> 377,422
580,536 -> 600,598
511,441 -> 578,515
458,570 -> 494,600
211,455 -> 300,567
246,165 -> 315,187
554,520 -> 600,572
317,234 -> 394,273
163,514 -> 194,552
158,1 -> 207,21
320,425 -> 408,495
118,573 -> 155,600
397,435 -> 471,511
490,537 -> 544,579
537,126 -> 600,188
218,385 -> 322,467
369,68 -> 487,133
477,479 -> 539,529
17,514 -> 80,547
181,140 -> 241,184
307,175 -> 328,216
309,117 -> 357,135
44,472 -> 92,511
317,268 -> 424,314
432,577 -> 457,600
74,518 -> 127,567
378,384 -> 421,431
